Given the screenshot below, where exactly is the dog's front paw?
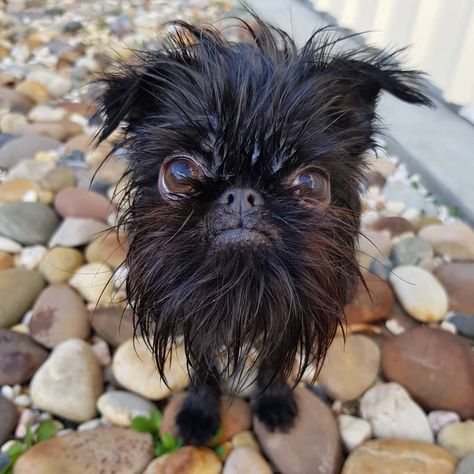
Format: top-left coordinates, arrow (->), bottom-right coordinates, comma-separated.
252,385 -> 297,432
176,395 -> 220,445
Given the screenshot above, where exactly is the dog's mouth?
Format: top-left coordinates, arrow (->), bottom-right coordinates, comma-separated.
211,227 -> 272,247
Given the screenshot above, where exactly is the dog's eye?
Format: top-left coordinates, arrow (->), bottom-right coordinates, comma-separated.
292,169 -> 330,203
159,156 -> 203,198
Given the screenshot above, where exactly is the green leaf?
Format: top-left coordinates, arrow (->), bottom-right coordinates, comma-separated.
131,416 -> 154,433
150,410 -> 162,430
215,445 -> 226,459
154,443 -> 167,457
24,425 -> 33,450
209,427 -> 223,445
161,432 -> 178,451
35,421 -> 57,443
6,442 -> 25,458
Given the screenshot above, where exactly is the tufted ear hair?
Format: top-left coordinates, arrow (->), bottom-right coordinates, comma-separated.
95,63 -> 155,143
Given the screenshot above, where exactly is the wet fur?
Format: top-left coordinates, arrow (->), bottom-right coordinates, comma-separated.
96,17 -> 429,443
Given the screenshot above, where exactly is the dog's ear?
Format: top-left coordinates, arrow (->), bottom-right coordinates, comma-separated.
95,64 -> 154,143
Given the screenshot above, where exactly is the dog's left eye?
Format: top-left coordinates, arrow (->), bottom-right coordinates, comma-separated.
159,156 -> 204,198
291,169 -> 330,203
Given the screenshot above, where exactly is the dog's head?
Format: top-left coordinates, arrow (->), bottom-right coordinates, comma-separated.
97,19 -> 429,387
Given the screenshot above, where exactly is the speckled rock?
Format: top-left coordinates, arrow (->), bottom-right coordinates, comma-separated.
0,202 -> 59,245
390,265 -> 448,322
13,427 -> 153,474
30,339 -> 103,422
255,386 -> 342,474
318,335 -> 380,401
112,338 -> 189,400
382,327 -> 474,418
0,329 -> 48,385
0,268 -> 45,327
342,439 -> 457,474
30,283 -> 90,348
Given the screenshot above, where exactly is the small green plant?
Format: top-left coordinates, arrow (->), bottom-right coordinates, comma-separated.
131,410 -> 183,457
449,206 -> 461,217
0,420 -> 57,474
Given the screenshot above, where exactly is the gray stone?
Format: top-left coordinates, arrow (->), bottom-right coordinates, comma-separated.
0,202 -> 59,245
0,135 -> 61,169
449,313 -> 474,338
0,396 -> 18,444
456,452 -> 474,474
390,237 -> 433,266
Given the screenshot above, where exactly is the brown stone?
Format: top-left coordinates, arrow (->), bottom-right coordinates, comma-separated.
0,251 -> 14,270
54,187 -> 112,221
345,272 -> 394,324
435,263 -> 474,313
90,307 -> 134,347
342,439 -> 457,474
143,447 -> 222,474
0,86 -> 34,112
0,395 -> 19,444
85,232 -> 128,269
15,81 -> 49,103
64,133 -> 93,153
254,386 -> 342,474
22,121 -> 83,142
30,283 -> 90,348
382,327 -> 474,418
14,427 -> 153,474
371,216 -> 413,236
0,329 -> 48,385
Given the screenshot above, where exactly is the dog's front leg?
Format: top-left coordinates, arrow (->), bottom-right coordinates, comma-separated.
176,363 -> 221,445
251,368 -> 298,432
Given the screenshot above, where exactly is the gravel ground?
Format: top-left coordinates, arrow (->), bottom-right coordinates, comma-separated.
0,1 -> 473,473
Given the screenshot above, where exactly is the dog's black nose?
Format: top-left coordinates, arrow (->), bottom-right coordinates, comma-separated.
219,187 -> 263,213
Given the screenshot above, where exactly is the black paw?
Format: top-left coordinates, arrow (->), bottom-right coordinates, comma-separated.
176,395 -> 220,445
252,385 -> 298,432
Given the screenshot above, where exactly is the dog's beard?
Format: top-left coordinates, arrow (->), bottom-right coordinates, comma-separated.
125,193 -> 361,389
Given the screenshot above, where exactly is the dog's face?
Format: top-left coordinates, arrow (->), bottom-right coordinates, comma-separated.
98,20 -> 429,386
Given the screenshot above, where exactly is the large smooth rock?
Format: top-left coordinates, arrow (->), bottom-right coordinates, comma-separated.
0,268 -> 45,327
438,420 -> 474,459
0,202 -> 59,245
97,390 -> 157,426
389,265 -> 448,322
22,121 -> 82,142
223,447 -> 272,474
38,247 -> 84,283
112,338 -> 189,400
317,335 -> 380,401
419,222 -> 474,260
30,283 -> 90,348
14,427 -> 153,474
30,339 -> 103,422
382,327 -> 474,418
342,439 -> 457,474
90,307 -> 134,346
85,232 -> 128,269
69,262 -> 114,305
49,218 -> 108,247
254,386 -> 342,474
0,135 -> 60,169
143,447 -> 222,474
359,382 -> 433,443
0,396 -> 19,444
435,263 -> 474,313
54,187 -> 112,221
0,329 -> 48,385
159,392 -> 251,444
345,273 -> 394,324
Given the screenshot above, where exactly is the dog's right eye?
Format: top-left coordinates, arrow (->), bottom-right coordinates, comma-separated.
159,156 -> 204,199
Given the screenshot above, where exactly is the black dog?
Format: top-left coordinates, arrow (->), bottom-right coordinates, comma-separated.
97,17 -> 429,445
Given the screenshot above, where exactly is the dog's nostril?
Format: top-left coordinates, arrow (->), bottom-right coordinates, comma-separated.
226,193 -> 234,205
219,187 -> 263,211
246,191 -> 255,206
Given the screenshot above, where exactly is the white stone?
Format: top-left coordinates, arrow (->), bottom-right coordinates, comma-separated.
97,390 -> 157,426
389,265 -> 448,322
28,105 -> 67,122
437,420 -> 474,459
112,338 -> 189,400
359,382 -> 433,443
337,415 -> 372,452
427,410 -> 460,434
30,339 -> 103,422
49,218 -> 108,248
15,245 -> 47,270
0,236 -> 22,253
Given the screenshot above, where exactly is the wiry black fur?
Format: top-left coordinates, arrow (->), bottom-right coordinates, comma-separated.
96,16 -> 430,443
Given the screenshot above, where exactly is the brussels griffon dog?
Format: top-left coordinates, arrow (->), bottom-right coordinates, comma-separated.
96,18 -> 429,445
